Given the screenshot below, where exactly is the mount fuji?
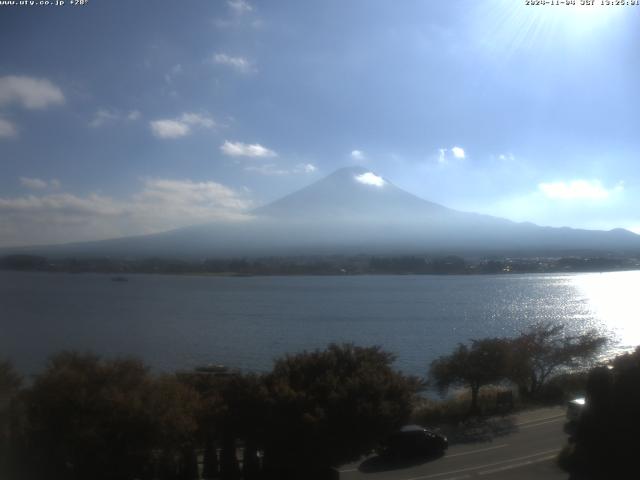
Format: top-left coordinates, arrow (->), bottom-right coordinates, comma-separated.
6,166 -> 640,258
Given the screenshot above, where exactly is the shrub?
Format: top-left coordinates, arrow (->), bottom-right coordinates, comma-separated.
262,343 -> 420,472
16,352 -> 200,480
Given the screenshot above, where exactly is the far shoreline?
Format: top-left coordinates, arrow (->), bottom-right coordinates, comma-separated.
3,266 -> 640,278
2,251 -> 640,277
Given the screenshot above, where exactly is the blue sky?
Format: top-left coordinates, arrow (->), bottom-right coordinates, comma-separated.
1,0 -> 639,246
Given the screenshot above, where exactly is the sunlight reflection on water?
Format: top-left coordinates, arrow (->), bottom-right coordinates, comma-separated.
570,271 -> 640,356
2,270 -> 639,376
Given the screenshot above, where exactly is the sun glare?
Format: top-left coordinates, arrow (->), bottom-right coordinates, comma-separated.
572,271 -> 640,354
554,1 -> 625,30
476,0 -> 628,56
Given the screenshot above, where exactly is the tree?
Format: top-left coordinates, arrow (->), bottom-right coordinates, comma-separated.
0,359 -> 21,397
430,338 -> 510,413
0,359 -> 22,477
560,347 -> 640,478
508,323 -> 607,397
262,343 -> 420,477
218,373 -> 268,480
176,370 -> 226,479
18,351 -> 200,480
177,369 -> 268,480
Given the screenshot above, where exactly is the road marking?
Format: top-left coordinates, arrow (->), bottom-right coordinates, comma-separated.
339,413 -> 563,476
404,449 -> 560,480
515,413 -> 565,427
478,453 -> 557,475
338,444 -> 509,473
519,417 -> 564,429
446,443 -> 509,458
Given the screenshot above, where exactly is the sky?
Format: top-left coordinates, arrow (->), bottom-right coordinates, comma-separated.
1,0 -> 639,247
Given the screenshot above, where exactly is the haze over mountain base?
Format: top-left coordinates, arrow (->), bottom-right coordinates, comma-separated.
3,167 -> 640,259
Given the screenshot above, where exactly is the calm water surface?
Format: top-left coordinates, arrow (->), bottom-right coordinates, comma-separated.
1,271 -> 639,377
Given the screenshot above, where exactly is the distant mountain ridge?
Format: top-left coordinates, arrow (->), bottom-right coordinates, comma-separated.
3,166 -> 640,258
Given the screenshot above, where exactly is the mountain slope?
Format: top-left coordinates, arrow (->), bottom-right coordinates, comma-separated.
4,167 -> 640,257
253,166 -> 453,221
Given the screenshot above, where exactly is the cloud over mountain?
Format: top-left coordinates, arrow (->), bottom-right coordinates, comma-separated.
0,178 -> 251,247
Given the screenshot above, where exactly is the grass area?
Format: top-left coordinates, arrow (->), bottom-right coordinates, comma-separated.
412,372 -> 588,428
412,387 -> 519,426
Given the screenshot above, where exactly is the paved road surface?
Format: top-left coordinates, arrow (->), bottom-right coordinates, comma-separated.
339,407 -> 568,480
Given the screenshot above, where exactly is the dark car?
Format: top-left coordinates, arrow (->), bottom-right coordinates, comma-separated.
379,425 -> 448,459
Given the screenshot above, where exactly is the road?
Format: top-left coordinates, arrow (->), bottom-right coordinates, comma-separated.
339,407 -> 569,480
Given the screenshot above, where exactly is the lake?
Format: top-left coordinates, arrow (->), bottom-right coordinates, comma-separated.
1,270 -> 639,378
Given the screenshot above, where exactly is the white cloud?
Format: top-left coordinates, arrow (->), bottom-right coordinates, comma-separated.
213,17 -> 262,29
244,163 -> 317,176
20,177 -> 48,189
150,112 -> 215,139
164,64 -> 183,85
351,150 -> 365,161
480,180 -> 631,233
150,119 -> 191,139
212,53 -> 253,73
214,0 -> 259,28
0,178 -> 252,247
19,177 -> 62,190
451,146 -> 465,159
498,153 -> 515,162
0,193 -> 122,217
90,108 -> 142,127
89,109 -> 119,128
438,146 -> 466,164
0,117 -> 17,138
228,0 -> 252,14
0,75 -> 64,109
134,178 -> 251,215
438,148 -> 447,164
538,180 -> 623,200
179,112 -> 215,128
243,164 -> 287,175
355,172 -> 385,187
221,140 -> 277,158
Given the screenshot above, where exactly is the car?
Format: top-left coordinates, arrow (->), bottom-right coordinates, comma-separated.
566,397 -> 586,423
379,425 -> 448,459
565,397 -> 586,440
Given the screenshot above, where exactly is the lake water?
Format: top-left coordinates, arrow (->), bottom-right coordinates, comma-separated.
1,270 -> 639,378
